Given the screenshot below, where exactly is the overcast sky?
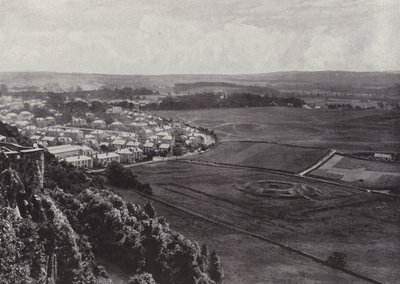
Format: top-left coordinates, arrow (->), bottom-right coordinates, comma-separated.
0,0 -> 399,74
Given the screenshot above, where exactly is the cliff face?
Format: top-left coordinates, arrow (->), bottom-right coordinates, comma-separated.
0,146 -> 44,219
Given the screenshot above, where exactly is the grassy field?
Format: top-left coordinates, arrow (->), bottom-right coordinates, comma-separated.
152,107 -> 400,152
111,187 -> 366,284
309,154 -> 400,190
190,141 -> 328,173
123,161 -> 400,283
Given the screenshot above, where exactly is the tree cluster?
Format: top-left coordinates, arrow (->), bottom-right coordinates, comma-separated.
105,161 -> 152,195
0,121 -> 32,146
144,93 -> 305,111
50,186 -> 222,284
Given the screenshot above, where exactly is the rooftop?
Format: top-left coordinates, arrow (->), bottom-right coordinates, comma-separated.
96,152 -> 120,159
65,155 -> 92,162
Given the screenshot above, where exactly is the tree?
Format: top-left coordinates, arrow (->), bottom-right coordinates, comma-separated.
32,106 -> 53,118
100,144 -> 111,152
173,145 -> 186,156
60,112 -> 72,124
144,202 -> 156,218
208,250 -> 223,283
104,116 -> 114,125
105,161 -> 138,188
326,251 -> 347,269
128,273 -> 156,284
0,84 -> 8,96
47,93 -> 66,110
23,102 -> 31,111
198,244 -> 209,272
90,100 -> 106,113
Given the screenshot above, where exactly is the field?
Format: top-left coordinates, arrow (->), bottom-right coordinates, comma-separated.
121,161 -> 400,283
110,187 -> 366,284
152,107 -> 400,152
190,141 -> 329,174
105,106 -> 400,283
309,154 -> 400,190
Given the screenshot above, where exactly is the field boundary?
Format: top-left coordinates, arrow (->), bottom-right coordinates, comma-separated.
305,152 -> 400,191
128,187 -> 382,284
174,160 -> 400,199
339,152 -> 400,164
219,140 -> 329,150
298,149 -> 337,176
153,184 -> 278,224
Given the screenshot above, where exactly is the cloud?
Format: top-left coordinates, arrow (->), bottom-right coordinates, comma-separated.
0,0 -> 398,74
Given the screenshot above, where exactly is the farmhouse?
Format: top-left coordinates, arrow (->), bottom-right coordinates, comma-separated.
374,153 -> 392,161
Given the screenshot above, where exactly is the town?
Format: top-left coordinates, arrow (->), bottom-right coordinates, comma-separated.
0,94 -> 215,169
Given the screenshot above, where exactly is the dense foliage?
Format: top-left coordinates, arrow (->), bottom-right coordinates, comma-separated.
105,161 -> 153,194
0,121 -> 32,146
50,186 -> 221,284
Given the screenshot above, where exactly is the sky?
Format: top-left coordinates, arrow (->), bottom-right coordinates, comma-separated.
0,0 -> 399,74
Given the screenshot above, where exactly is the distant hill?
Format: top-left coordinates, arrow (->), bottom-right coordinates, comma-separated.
1,71 -> 399,94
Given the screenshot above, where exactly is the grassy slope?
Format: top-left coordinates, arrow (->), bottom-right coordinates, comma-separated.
152,107 -> 400,152
127,161 -> 400,283
191,142 -> 328,173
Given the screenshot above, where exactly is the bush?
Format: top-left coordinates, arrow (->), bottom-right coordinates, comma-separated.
325,251 -> 347,269
105,161 -> 139,189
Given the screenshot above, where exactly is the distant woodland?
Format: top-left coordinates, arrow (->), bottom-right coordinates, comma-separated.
144,93 -> 305,111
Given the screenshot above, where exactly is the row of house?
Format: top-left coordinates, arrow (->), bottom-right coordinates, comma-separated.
48,144 -> 144,168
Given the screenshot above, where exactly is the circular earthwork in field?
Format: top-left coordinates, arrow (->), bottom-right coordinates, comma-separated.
236,180 -> 321,199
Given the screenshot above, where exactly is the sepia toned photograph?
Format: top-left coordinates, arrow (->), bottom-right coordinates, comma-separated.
0,0 -> 399,283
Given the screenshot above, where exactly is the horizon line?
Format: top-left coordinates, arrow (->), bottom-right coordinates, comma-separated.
0,69 -> 399,77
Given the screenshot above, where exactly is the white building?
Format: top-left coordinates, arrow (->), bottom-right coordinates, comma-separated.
65,155 -> 93,168
92,119 -> 106,129
143,142 -> 155,153
72,117 -> 87,127
115,148 -> 135,164
47,144 -> 81,159
95,152 -> 120,167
